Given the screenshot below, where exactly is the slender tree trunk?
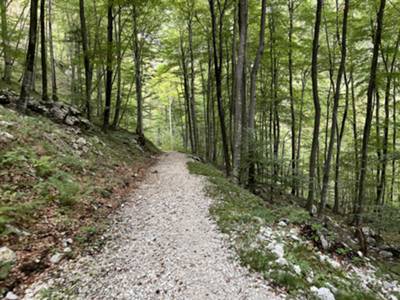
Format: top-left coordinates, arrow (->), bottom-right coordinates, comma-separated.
288,0 -> 296,195
1,0 -> 11,82
377,29 -> 400,206
79,0 -> 93,120
230,3 -> 237,156
103,1 -> 113,131
48,0 -> 57,101
390,79 -> 397,203
333,72 -> 350,214
180,36 -> 194,153
19,0 -> 39,111
40,0 -> 48,101
209,0 -> 231,176
112,8 -> 123,129
306,0 -> 323,212
319,0 -> 349,215
247,0 -> 267,189
188,11 -> 199,154
132,6 -> 144,141
355,0 -> 386,226
297,68 -> 309,196
233,0 -> 248,182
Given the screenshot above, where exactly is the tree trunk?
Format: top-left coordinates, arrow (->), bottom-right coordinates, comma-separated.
306,0 -> 323,212
132,6 -> 144,141
48,0 -> 57,101
79,0 -> 93,120
180,36 -> 194,153
355,0 -> 386,226
19,0 -> 39,111
333,71 -> 350,214
247,0 -> 267,190
188,10 -> 199,154
208,0 -> 231,176
40,0 -> 48,101
232,0 -> 248,182
319,0 -> 349,215
1,0 -> 11,82
377,29 -> 400,206
103,1 -> 113,131
288,0 -> 296,195
112,8 -> 123,129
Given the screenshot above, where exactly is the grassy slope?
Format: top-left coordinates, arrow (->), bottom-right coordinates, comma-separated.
188,161 -> 400,300
0,102 -> 159,293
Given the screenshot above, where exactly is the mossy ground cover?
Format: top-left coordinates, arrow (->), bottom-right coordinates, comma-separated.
188,161 -> 397,299
0,104 -> 159,293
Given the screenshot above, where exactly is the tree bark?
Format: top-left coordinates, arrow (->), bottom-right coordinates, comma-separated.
40,0 -> 48,101
79,0 -> 93,120
112,8 -> 123,129
355,0 -> 386,226
377,28 -> 400,206
247,0 -> 267,189
188,8 -> 199,154
103,1 -> 113,131
288,0 -> 296,195
333,71 -> 350,214
232,0 -> 248,182
132,5 -> 144,141
48,0 -> 57,101
319,0 -> 349,215
208,0 -> 231,176
19,0 -> 39,111
306,0 -> 323,212
1,0 -> 11,82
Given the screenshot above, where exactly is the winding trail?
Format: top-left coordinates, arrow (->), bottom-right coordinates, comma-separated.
26,152 -> 280,299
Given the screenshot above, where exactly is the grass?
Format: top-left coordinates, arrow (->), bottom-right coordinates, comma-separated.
188,160 -> 393,299
0,94 -> 160,292
0,104 -> 158,234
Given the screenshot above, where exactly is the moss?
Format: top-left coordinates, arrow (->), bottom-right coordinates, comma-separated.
187,161 -> 224,178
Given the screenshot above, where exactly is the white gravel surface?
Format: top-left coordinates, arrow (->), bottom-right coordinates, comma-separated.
25,152 -> 282,300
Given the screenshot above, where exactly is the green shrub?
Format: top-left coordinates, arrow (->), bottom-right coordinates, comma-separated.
35,171 -> 80,207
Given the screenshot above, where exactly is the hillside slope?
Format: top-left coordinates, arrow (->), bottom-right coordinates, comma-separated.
188,161 -> 400,300
0,87 -> 159,296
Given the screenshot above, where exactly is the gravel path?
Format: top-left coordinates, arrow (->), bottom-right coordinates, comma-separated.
25,152 -> 281,300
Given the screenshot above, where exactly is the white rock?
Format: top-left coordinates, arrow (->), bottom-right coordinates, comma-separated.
325,283 -> 338,294
379,250 -> 393,259
319,233 -> 329,250
267,241 -> 285,258
76,137 -> 87,146
310,286 -> 335,300
357,251 -> 363,257
5,291 -> 18,300
293,264 -> 302,275
275,257 -> 288,266
0,247 -> 16,264
311,205 -> 318,215
278,220 -> 287,227
63,247 -> 72,253
0,121 -> 15,127
50,253 -> 63,264
0,131 -> 15,143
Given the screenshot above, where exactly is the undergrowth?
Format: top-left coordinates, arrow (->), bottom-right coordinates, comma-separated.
188,160 -> 391,299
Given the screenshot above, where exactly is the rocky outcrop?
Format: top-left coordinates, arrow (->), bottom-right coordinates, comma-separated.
0,89 -> 91,129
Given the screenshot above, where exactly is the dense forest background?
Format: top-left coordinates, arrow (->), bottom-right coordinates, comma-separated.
1,0 -> 400,233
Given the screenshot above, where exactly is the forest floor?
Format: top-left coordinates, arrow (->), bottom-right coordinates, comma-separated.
0,86 -> 159,298
24,152 -> 283,300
